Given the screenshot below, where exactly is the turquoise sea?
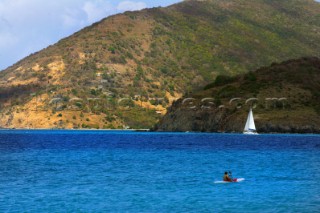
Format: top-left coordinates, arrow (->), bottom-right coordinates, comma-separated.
0,130 -> 319,212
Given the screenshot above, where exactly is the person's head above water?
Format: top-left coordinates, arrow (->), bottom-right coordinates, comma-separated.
225,171 -> 228,175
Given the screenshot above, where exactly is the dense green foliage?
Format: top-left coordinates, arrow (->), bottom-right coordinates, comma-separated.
203,57 -> 320,113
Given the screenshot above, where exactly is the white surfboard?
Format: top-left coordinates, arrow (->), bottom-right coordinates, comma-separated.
214,178 -> 245,184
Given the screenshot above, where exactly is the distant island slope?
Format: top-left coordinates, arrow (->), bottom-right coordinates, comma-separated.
154,57 -> 320,133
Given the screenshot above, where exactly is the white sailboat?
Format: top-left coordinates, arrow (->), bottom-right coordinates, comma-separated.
243,108 -> 258,134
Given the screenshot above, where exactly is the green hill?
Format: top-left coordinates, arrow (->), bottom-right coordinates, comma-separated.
0,0 -> 320,129
154,57 -> 320,133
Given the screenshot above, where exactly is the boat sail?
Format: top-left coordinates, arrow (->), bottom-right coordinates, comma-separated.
243,108 -> 258,134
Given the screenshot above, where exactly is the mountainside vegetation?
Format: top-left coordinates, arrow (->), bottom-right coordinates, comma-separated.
0,0 -> 320,129
154,57 -> 320,133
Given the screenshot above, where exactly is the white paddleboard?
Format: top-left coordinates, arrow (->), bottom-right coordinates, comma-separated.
214,178 -> 245,184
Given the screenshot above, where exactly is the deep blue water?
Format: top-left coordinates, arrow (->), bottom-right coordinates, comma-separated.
0,130 -> 319,212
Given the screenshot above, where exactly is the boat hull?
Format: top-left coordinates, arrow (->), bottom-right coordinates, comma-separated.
243,131 -> 258,135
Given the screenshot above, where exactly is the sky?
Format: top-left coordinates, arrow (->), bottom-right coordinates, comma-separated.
0,0 -> 182,71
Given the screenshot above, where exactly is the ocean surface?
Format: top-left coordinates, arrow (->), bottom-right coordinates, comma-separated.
0,130 -> 319,212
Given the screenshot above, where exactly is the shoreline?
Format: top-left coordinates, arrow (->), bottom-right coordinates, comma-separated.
0,128 -> 320,135
0,128 -> 150,132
